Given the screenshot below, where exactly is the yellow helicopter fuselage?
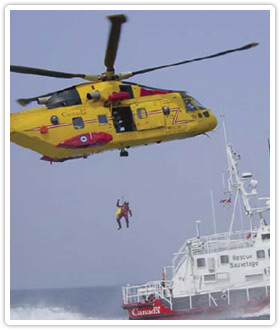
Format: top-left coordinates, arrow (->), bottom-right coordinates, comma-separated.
10,81 -> 217,162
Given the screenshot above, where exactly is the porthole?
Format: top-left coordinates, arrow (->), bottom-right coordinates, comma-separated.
162,107 -> 170,115
50,115 -> 59,125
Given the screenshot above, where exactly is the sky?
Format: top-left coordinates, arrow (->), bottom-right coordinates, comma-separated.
9,8 -> 271,290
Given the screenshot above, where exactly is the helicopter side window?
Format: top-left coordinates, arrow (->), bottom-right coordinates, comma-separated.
184,99 -> 197,112
98,115 -> 108,125
47,87 -> 82,109
72,117 -> 84,129
137,108 -> 148,119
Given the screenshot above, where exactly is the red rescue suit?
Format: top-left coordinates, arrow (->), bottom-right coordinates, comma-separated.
116,200 -> 132,230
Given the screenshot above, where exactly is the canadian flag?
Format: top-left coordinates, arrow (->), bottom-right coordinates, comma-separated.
220,198 -> 231,206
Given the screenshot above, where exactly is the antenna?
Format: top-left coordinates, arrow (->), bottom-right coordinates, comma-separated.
210,189 -> 217,235
228,191 -> 239,237
222,120 -> 228,147
195,220 -> 202,238
221,172 -> 227,193
238,194 -> 244,230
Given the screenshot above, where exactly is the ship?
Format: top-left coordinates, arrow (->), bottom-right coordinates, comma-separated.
122,126 -> 270,320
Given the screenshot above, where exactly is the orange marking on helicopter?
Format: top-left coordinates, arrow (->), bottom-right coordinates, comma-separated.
171,108 -> 195,125
148,109 -> 163,115
147,108 -> 195,125
25,118 -> 98,131
25,108 -> 193,132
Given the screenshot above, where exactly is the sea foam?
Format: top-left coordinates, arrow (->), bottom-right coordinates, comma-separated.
10,306 -> 86,320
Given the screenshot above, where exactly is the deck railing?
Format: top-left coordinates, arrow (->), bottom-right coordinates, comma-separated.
122,280 -> 173,309
172,228 -> 259,274
123,283 -> 270,312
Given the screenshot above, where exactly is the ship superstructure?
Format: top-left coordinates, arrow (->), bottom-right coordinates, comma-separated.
122,132 -> 270,320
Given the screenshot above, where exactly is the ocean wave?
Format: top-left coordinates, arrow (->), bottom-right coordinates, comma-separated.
232,305 -> 270,320
10,306 -> 87,320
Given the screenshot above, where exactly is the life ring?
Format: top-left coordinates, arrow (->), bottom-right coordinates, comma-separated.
146,294 -> 155,302
221,290 -> 228,300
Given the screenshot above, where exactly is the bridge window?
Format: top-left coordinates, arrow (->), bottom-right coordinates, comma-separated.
203,111 -> 210,117
137,108 -> 148,119
220,255 -> 229,264
72,117 -> 84,129
198,113 -> 203,118
197,258 -> 206,268
245,274 -> 263,282
98,115 -> 108,125
204,274 -> 216,282
217,272 -> 229,281
256,250 -> 265,259
261,233 -> 270,240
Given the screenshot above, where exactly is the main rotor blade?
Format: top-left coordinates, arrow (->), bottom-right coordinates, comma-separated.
122,81 -> 185,93
11,65 -> 87,79
16,91 -> 54,106
104,14 -> 127,75
131,42 -> 259,76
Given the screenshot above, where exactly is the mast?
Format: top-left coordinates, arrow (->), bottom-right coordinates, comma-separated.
223,121 -> 269,230
210,189 -> 217,235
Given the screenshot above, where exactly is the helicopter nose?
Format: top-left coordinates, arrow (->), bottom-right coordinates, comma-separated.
210,114 -> 218,130
10,114 -> 17,134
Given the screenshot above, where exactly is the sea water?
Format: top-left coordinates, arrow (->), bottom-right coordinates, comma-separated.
10,286 -> 270,321
10,286 -> 127,320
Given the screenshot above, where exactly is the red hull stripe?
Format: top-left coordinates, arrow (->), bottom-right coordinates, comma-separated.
126,296 -> 270,320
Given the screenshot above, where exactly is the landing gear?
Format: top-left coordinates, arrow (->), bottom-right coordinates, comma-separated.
120,148 -> 129,157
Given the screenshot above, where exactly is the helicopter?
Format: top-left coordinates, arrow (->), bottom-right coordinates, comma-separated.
10,14 -> 258,163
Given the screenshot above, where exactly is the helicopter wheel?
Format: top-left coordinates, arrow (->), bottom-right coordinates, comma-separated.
120,148 -> 129,157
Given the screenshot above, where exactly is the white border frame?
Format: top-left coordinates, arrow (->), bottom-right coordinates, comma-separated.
4,2 -> 276,327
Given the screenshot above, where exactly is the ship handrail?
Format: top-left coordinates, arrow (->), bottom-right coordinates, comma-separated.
171,283 -> 269,310
178,228 -> 259,249
123,282 -> 270,313
172,225 -> 270,276
122,280 -> 173,309
171,226 -> 269,272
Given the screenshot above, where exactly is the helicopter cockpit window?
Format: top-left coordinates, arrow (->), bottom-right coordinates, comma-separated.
46,87 -> 81,110
184,99 -> 197,111
72,117 -> 84,129
137,108 -> 148,119
193,97 -> 206,110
